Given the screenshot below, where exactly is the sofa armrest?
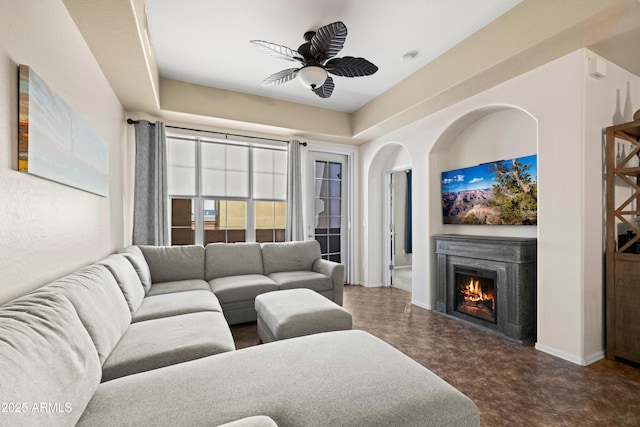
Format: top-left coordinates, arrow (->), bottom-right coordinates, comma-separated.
217,416 -> 278,427
312,258 -> 345,305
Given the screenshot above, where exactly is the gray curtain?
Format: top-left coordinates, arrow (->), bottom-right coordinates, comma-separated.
285,140 -> 304,241
132,120 -> 168,246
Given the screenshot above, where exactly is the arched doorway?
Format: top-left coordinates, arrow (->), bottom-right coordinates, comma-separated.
430,106 -> 538,239
367,143 -> 413,292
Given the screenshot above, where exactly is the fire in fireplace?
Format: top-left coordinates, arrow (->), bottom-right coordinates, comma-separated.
455,268 -> 496,324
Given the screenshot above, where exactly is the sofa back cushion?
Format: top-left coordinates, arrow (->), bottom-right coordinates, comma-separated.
119,246 -> 152,293
261,241 -> 321,275
0,290 -> 101,426
43,264 -> 131,365
205,243 -> 264,280
139,245 -> 205,282
98,254 -> 145,315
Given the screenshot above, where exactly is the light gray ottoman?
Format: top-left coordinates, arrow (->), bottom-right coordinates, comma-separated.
255,289 -> 352,343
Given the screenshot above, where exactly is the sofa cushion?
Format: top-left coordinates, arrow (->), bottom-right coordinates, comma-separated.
219,300 -> 263,325
119,246 -> 152,293
209,274 -> 278,304
147,279 -> 212,296
268,271 -> 333,292
101,311 -> 235,382
205,242 -> 264,280
98,254 -> 145,314
255,289 -> 351,342
132,290 -> 223,323
78,330 -> 480,427
43,264 -> 131,365
139,245 -> 205,283
0,290 -> 101,427
261,241 -> 321,275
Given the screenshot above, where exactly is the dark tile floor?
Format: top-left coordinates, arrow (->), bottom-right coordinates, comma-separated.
230,285 -> 640,426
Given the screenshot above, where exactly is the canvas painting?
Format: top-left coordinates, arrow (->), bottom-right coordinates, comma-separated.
441,154 -> 537,225
18,64 -> 109,196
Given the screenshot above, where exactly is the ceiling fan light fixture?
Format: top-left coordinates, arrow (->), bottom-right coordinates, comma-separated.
298,65 -> 327,89
252,21 -> 377,98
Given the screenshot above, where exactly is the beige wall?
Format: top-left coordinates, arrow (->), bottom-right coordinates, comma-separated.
583,51 -> 640,361
436,109 -> 538,238
360,49 -> 640,366
0,0 -> 127,304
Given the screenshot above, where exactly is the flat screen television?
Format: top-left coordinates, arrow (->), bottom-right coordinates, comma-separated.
441,154 -> 537,225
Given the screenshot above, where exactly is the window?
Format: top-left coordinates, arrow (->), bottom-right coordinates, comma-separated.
170,198 -> 194,245
256,201 -> 286,243
167,134 -> 287,245
204,199 -> 247,244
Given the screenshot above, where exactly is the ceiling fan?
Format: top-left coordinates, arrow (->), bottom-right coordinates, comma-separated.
250,21 -> 378,99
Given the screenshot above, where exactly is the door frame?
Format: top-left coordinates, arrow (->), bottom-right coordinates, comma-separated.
306,148 -> 355,284
383,165 -> 412,287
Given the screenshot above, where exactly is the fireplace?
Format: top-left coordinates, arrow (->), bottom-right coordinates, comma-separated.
455,267 -> 497,324
434,235 -> 537,343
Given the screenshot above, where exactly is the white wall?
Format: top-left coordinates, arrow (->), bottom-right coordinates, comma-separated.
383,145 -> 412,170
433,108 -> 537,237
0,0 -> 127,304
583,51 -> 640,361
359,48 -> 640,365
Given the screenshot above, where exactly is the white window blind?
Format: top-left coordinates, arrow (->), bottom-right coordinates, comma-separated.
167,132 -> 288,245
201,142 -> 250,198
253,147 -> 287,200
167,138 -> 196,196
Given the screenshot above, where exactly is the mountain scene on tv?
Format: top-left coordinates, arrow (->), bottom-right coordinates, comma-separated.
441,154 -> 537,225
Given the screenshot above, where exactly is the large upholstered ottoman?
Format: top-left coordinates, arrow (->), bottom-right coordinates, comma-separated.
255,289 -> 352,343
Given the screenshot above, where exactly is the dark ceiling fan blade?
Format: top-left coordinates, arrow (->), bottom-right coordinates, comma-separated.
261,68 -> 300,86
310,21 -> 347,63
252,22 -> 376,98
325,56 -> 378,77
312,76 -> 334,98
250,40 -> 302,63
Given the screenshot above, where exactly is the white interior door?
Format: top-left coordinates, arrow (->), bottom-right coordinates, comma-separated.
306,151 -> 349,281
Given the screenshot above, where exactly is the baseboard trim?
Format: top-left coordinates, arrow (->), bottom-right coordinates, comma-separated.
583,350 -> 606,366
353,286 -> 433,310
411,299 -> 432,311
534,343 -> 605,366
358,282 -> 384,288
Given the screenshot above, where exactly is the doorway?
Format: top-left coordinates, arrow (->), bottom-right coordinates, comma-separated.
386,168 -> 412,292
306,151 -> 350,281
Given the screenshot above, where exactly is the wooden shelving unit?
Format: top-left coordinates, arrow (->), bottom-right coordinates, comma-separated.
606,119 -> 640,364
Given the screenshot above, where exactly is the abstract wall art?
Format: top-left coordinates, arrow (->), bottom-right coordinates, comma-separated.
18,64 -> 109,196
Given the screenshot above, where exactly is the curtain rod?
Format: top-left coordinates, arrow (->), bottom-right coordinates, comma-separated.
126,119 -> 306,146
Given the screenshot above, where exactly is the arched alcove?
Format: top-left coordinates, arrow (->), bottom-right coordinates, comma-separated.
366,142 -> 413,288
429,106 -> 538,239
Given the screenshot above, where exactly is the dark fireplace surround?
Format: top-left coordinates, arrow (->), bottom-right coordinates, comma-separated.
434,235 -> 537,343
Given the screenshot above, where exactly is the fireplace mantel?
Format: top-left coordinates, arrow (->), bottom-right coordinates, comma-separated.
433,234 -> 537,343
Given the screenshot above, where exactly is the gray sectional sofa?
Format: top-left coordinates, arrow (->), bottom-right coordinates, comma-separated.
0,240 -> 480,427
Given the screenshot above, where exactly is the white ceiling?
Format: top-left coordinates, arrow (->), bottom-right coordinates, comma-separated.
62,0 -> 640,144
145,0 -> 522,113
